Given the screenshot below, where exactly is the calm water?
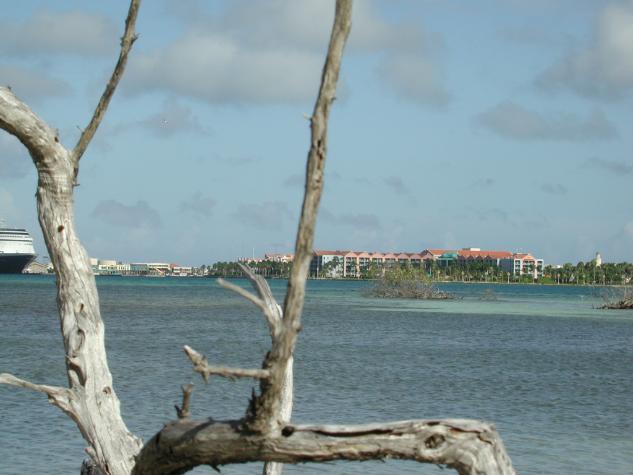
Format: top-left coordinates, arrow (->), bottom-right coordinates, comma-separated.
1,275 -> 632,474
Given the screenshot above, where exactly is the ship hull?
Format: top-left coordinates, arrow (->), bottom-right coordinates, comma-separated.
0,254 -> 36,274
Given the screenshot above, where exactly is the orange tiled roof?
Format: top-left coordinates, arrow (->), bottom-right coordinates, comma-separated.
457,250 -> 512,259
424,249 -> 455,256
314,250 -> 347,256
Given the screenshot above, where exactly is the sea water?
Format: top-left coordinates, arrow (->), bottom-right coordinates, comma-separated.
1,275 -> 632,474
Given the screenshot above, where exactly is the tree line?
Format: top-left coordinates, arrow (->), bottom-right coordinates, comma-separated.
209,258 -> 633,286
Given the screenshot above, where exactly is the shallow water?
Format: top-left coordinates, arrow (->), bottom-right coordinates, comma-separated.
1,275 -> 632,474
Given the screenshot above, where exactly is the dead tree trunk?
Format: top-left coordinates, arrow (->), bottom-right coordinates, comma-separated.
2,1 -> 517,474
134,1 -> 516,474
0,1 -> 143,473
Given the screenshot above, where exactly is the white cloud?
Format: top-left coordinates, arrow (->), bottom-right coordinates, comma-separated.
537,1 -> 633,99
283,174 -> 304,188
92,200 -> 162,229
124,0 -> 448,106
0,10 -> 117,57
320,208 -> 382,231
377,53 -> 449,107
179,192 -> 216,218
0,189 -> 19,222
232,201 -> 293,229
603,221 -> 633,261
110,99 -> 210,138
0,64 -> 71,102
476,101 -> 618,141
584,157 -> 633,175
125,30 -> 323,104
540,183 -> 568,195
472,178 -> 496,189
0,133 -> 31,179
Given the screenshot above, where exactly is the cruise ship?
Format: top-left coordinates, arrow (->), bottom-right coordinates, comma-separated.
0,222 -> 37,273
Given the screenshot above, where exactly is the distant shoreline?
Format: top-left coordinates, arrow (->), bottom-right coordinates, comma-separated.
14,273 -> 628,288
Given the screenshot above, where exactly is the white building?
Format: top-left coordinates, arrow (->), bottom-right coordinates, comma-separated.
500,253 -> 544,277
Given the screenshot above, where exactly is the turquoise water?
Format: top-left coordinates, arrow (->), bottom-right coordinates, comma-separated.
1,275 -> 632,474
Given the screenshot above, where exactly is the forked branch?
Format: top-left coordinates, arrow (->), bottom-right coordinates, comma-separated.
217,264 -> 283,336
245,0 -> 353,435
136,1 -> 516,474
175,384 -> 194,419
0,2 -> 143,474
0,373 -> 71,411
71,0 -> 141,168
184,345 -> 270,382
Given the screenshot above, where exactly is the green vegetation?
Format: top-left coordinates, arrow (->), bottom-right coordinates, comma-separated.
426,260 -> 510,283
601,287 -> 633,309
208,257 -> 633,288
208,260 -> 291,279
367,267 -> 454,300
544,261 -> 633,286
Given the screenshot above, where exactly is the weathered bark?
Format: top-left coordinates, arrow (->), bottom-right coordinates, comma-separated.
245,0 -> 353,437
192,264 -> 294,475
3,1 -> 518,474
133,418 -> 514,475
601,289 -> 633,309
135,2 -> 514,474
0,1 -> 142,473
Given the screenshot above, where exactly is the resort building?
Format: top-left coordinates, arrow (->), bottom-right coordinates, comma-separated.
303,246 -> 544,279
499,253 -> 544,277
171,265 -> 193,276
309,250 -> 346,277
264,253 -> 294,263
421,247 -> 544,277
90,258 -> 130,276
311,250 -> 425,278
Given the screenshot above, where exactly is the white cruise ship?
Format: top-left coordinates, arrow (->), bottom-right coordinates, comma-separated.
0,222 -> 36,274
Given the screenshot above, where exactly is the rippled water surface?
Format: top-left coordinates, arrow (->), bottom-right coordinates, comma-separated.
1,275 -> 632,474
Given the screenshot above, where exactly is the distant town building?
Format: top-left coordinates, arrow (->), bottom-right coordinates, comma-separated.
310,250 -> 346,277
88,258 -> 206,277
90,258 -> 129,276
595,252 -> 602,267
264,253 -> 294,263
499,253 -> 544,277
263,245 -> 546,279
311,250 -> 425,278
421,248 -> 544,277
23,261 -> 49,274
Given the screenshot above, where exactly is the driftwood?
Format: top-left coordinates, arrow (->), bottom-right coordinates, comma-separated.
0,1 -> 143,474
601,287 -> 633,309
133,1 -> 515,474
368,267 -> 454,300
133,419 -> 514,475
602,297 -> 633,309
1,1 -> 517,474
370,277 -> 455,300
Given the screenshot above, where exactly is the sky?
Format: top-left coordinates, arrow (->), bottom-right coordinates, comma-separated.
1,0 -> 632,266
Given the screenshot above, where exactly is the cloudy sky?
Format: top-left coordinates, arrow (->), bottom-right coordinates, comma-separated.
1,0 -> 632,265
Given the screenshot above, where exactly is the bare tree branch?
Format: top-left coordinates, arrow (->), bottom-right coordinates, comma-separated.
0,373 -> 71,410
0,87 -> 68,169
184,345 -> 270,382
0,2 -> 143,474
217,278 -> 268,313
132,418 -> 515,475
71,0 -> 141,169
245,0 -> 353,436
237,264 -> 284,338
175,384 -> 194,419
2,0 -> 518,474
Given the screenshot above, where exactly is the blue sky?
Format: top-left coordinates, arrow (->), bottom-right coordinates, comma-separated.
1,0 -> 632,266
